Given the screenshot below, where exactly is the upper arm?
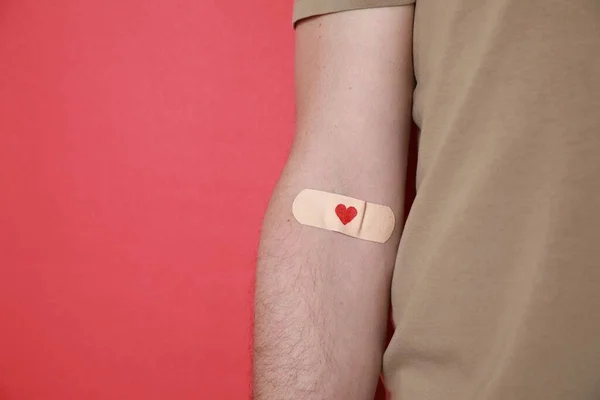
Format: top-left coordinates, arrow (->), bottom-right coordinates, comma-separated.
288,6 -> 415,210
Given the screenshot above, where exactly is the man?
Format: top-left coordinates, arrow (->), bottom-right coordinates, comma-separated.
253,0 -> 600,398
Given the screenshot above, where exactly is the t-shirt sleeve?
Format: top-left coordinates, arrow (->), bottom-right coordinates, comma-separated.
293,0 -> 415,26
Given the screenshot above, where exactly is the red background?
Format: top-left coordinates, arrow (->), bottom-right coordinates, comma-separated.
0,1 -> 389,399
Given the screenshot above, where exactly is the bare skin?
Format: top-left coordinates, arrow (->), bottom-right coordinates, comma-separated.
253,7 -> 415,399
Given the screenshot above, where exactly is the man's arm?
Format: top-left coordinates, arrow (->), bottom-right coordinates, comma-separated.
253,7 -> 415,399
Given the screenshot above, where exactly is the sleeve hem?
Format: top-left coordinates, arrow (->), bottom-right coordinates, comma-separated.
293,0 -> 416,27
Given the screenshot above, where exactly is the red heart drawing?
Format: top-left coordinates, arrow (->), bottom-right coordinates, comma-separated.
335,204 -> 358,225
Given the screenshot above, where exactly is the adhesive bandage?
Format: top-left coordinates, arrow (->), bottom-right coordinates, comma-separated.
292,189 -> 396,243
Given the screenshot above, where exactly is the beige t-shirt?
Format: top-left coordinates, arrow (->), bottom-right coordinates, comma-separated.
294,0 -> 600,398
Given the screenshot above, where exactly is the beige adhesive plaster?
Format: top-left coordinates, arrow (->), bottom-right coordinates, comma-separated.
292,189 -> 395,243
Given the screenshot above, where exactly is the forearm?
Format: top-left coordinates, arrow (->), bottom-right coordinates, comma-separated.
253,94 -> 411,399
253,167 -> 404,399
